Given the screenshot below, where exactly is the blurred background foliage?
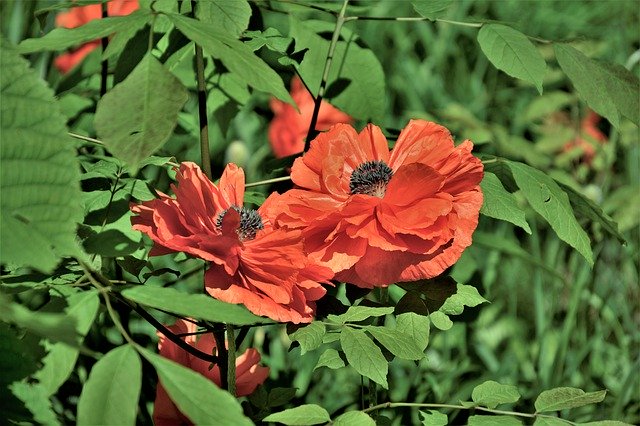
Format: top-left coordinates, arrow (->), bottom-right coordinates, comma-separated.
1,0 -> 638,424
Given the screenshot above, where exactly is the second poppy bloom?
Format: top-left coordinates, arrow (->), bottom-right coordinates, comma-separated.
266,120 -> 484,288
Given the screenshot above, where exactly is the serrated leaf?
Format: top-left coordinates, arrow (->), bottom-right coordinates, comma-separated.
139,347 -> 252,426
508,161 -> 593,264
468,415 -> 523,425
196,0 -> 251,37
366,326 -> 425,360
290,322 -> 325,355
411,0 -> 453,19
477,24 -> 546,94
9,382 -> 59,425
472,381 -> 521,409
263,404 -> 331,425
328,306 -> 394,324
534,387 -> 606,413
429,311 -> 453,330
340,327 -> 388,388
481,172 -> 532,233
245,28 -> 292,53
314,348 -> 345,371
121,285 -> 269,325
333,411 -> 376,426
18,11 -> 150,53
440,284 -> 487,315
95,54 -> 188,174
554,44 -> 639,127
420,410 -> 448,426
77,345 -> 141,426
168,14 -> 293,104
1,38 -> 83,273
396,312 -> 430,352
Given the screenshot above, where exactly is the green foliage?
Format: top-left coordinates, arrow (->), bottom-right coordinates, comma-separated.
411,0 -> 454,19
535,387 -> 607,413
340,326 -> 388,388
333,411 -> 376,425
480,172 -> 532,233
420,410 -> 448,425
328,305 -> 395,323
195,0 -> 251,37
290,321 -> 325,355
365,326 -> 425,360
468,415 -> 523,425
471,380 -> 521,409
263,404 -> 331,425
314,348 -> 345,371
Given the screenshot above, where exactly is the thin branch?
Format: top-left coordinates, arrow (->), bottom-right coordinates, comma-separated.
226,325 -> 237,397
100,2 -> 108,97
303,0 -> 350,151
68,132 -> 104,146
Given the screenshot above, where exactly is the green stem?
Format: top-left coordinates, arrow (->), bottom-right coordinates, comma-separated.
100,1 -> 108,97
303,0 -> 350,151
68,132 -> 104,146
244,176 -> 292,188
191,0 -> 212,179
226,324 -> 237,397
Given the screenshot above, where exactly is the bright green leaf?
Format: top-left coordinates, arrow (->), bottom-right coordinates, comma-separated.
290,322 -> 325,355
478,24 -> 546,94
263,404 -> 331,425
140,347 -> 252,426
481,172 -> 532,233
77,345 -> 141,426
196,0 -> 251,37
340,327 -> 388,389
333,411 -> 376,426
121,285 -> 269,325
534,387 -> 606,413
1,38 -> 83,273
468,415 -> 522,425
429,311 -> 453,330
366,326 -> 425,360
533,418 -> 567,426
9,382 -> 59,425
472,381 -> 521,409
328,306 -> 394,324
396,312 -> 430,352
95,54 -> 188,174
508,161 -> 593,264
411,0 -> 453,19
420,410 -> 448,426
314,348 -> 345,371
440,284 -> 487,316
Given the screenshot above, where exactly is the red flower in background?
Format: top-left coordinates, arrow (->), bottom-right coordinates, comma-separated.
265,120 -> 484,288
563,111 -> 608,163
269,77 -> 353,158
54,0 -> 139,74
131,162 -> 332,323
153,319 -> 269,426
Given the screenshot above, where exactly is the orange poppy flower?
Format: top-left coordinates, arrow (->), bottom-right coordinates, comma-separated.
153,319 -> 269,425
268,77 -> 353,158
562,111 -> 608,164
131,162 -> 332,323
54,0 -> 139,74
265,120 -> 484,288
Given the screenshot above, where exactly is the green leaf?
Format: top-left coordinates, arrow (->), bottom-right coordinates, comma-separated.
558,182 -> 625,244
396,312 -> 430,352
333,411 -> 376,426
328,306 -> 394,324
290,322 -> 325,355
77,345 -> 141,426
245,28 -> 292,53
196,0 -> 251,37
0,323 -> 45,385
366,326 -> 425,360
429,311 -> 453,330
314,348 -> 345,371
121,285 -> 269,325
533,418 -> 568,426
340,327 -> 388,389
481,172 -> 532,233
472,381 -> 521,409
477,24 -> 546,94
507,161 -> 593,264
468,415 -> 523,426
554,43 -> 640,127
94,54 -> 188,174
578,421 -> 635,426
290,19 -> 386,121
0,38 -> 83,273
139,347 -> 252,426
534,387 -> 606,413
440,284 -> 487,316
18,11 -> 150,53
9,382 -> 59,426
168,14 -> 293,104
263,404 -> 331,425
411,0 -> 453,19
420,410 -> 448,426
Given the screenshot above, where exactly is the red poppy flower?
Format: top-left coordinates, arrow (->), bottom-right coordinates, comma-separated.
131,162 -> 332,323
268,77 -> 353,158
562,111 -> 608,163
153,319 -> 269,426
265,120 -> 484,288
54,0 -> 139,74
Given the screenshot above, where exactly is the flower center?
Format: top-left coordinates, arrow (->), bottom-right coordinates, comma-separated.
216,206 -> 264,241
349,160 -> 393,198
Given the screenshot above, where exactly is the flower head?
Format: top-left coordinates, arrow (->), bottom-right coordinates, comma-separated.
54,0 -> 139,74
268,77 -> 353,158
153,319 -> 269,426
265,120 -> 484,288
131,162 -> 332,323
562,111 -> 608,164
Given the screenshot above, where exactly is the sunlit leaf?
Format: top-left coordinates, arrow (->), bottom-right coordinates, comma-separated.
328,306 -> 394,323
196,0 -> 251,37
481,172 -> 532,233
411,0 -> 453,19
366,326 -> 425,360
468,415 -> 522,425
290,322 -> 325,355
333,411 -> 376,426
472,381 -> 521,409
340,327 -> 388,388
534,387 -> 606,413
314,348 -> 345,371
420,410 -> 448,426
396,312 -> 430,352
263,404 -> 331,425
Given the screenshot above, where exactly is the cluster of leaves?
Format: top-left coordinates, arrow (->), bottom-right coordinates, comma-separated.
1,0 -> 638,425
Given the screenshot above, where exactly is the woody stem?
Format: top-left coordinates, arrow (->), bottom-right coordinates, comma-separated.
226,325 -> 237,396
303,0 -> 350,151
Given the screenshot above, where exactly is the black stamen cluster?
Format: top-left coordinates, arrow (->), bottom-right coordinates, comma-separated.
216,205 -> 264,241
349,160 -> 393,197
